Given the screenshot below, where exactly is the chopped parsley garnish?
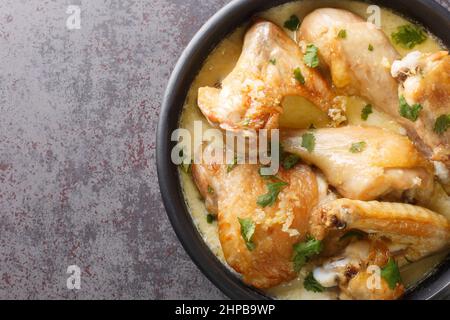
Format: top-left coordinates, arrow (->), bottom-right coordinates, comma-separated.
269,58 -> 277,65
303,44 -> 319,68
206,213 -> 216,224
368,44 -> 374,51
340,229 -> 367,241
349,141 -> 367,153
304,272 -> 325,292
284,14 -> 300,31
361,104 -> 373,121
294,67 -> 305,84
434,114 -> 450,134
391,24 -> 427,49
256,180 -> 288,207
282,154 -> 300,170
399,96 -> 422,121
293,236 -> 323,272
381,258 -> 402,289
207,185 -> 214,194
227,156 -> 238,173
337,29 -> 347,39
301,132 -> 315,153
238,217 -> 256,251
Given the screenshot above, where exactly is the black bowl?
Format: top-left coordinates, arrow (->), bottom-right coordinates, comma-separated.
157,0 -> 450,300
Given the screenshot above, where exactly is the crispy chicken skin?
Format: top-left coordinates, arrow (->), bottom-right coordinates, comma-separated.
310,199 -> 450,262
391,51 -> 450,165
281,126 -> 434,203
299,8 -> 450,167
192,162 -> 319,288
197,20 -> 336,132
309,199 -> 450,300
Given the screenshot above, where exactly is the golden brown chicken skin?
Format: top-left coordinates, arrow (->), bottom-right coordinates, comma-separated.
192,162 -> 319,288
197,20 -> 336,132
392,51 -> 450,166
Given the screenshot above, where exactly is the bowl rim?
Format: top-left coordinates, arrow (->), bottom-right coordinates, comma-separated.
157,0 -> 450,300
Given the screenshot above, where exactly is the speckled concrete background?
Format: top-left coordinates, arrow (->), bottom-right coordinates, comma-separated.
0,0 -> 448,300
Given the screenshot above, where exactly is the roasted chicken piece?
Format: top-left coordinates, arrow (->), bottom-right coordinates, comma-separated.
197,20 -> 336,132
281,126 -> 434,203
299,8 -> 450,168
299,8 -> 400,113
309,199 -> 450,300
391,51 -> 450,167
310,199 -> 450,261
192,161 -> 319,288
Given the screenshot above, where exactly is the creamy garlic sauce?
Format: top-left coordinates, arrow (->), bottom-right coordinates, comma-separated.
178,0 -> 447,299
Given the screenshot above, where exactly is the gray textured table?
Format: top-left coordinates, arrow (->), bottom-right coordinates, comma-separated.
0,0 -> 447,300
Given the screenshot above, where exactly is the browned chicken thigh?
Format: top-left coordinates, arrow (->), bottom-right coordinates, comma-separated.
197,20 -> 336,132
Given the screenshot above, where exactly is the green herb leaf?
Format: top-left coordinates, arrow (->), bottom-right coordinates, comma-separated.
301,132 -> 315,153
399,96 -> 422,121
337,29 -> 347,39
269,58 -> 276,65
282,154 -> 300,170
293,237 -> 323,272
227,156 -> 238,173
368,44 -> 374,51
381,258 -> 402,290
207,185 -> 214,194
391,24 -> 427,49
303,44 -> 319,68
284,15 -> 300,31
361,104 -> 373,121
206,213 -> 216,224
257,181 -> 288,207
294,67 -> 305,84
349,141 -> 367,153
238,217 -> 256,251
340,229 -> 367,241
434,114 -> 450,134
304,272 -> 325,292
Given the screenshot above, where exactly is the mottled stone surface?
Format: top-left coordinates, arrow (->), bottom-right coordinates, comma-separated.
0,0 -> 448,300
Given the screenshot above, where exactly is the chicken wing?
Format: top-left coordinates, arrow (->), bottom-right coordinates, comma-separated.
192,162 -> 319,288
197,20 -> 336,132
281,126 -> 434,203
309,199 -> 450,300
299,8 -> 450,168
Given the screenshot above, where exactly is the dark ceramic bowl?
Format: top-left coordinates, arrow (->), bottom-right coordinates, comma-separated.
157,0 -> 450,300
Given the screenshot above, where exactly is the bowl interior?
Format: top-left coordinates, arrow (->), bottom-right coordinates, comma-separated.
157,0 -> 450,300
